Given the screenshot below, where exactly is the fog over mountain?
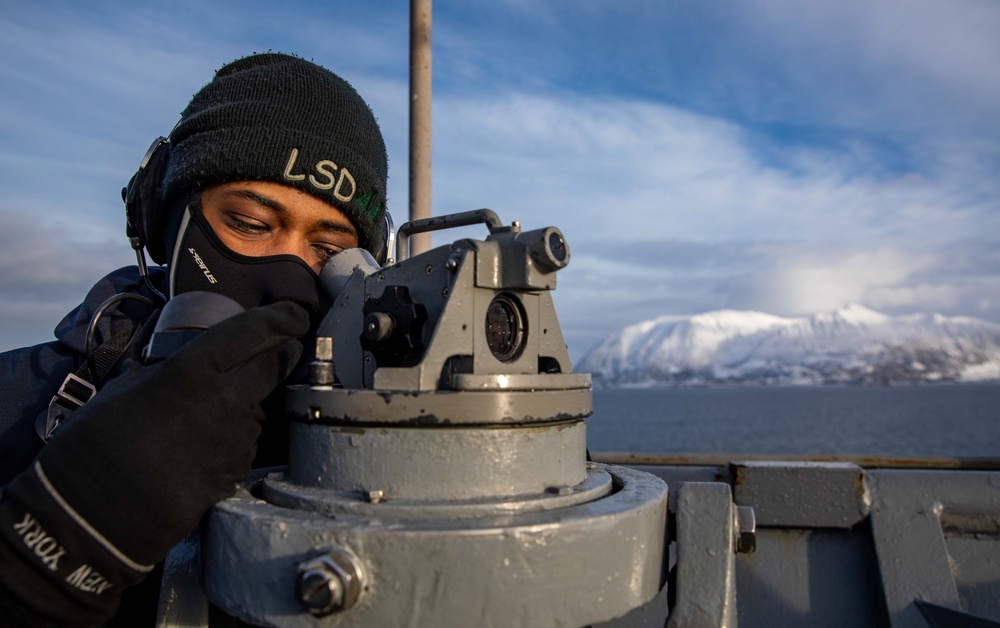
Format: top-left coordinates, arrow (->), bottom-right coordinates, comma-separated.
577,304 -> 1000,387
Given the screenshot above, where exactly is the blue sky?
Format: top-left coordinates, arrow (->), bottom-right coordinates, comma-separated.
1,0 -> 998,360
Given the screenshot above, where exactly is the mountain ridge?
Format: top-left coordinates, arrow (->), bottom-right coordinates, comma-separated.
577,304 -> 1000,387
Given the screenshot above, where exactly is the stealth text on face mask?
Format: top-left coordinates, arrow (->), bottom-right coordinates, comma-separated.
188,247 -> 218,284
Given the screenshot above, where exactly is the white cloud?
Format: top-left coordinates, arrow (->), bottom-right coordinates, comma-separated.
429,90 -> 996,247
2,1 -> 997,364
0,208 -> 135,351
718,0 -> 1000,135
742,248 -> 937,315
558,238 -> 1000,360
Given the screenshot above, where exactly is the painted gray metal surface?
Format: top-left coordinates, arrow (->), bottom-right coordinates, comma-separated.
667,482 -> 738,628
285,385 -> 592,426
156,533 -> 208,627
731,460 -> 869,528
264,466 -> 613,521
318,231 -> 575,393
616,457 -> 1000,628
286,420 -> 588,500
203,464 -> 668,627
944,535 -> 1000,621
184,454 -> 1000,628
867,469 -> 1000,628
735,526 -> 888,627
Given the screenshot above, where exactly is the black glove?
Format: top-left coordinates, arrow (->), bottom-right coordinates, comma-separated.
0,300 -> 308,624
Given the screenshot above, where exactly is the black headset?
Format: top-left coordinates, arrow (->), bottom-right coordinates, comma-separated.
123,136 -> 172,266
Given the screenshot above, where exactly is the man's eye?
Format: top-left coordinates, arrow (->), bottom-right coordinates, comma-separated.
227,215 -> 268,235
313,244 -> 340,262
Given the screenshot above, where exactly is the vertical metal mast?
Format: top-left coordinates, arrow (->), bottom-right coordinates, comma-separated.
409,0 -> 433,255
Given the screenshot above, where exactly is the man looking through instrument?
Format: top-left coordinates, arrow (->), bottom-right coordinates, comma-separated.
0,52 -> 389,625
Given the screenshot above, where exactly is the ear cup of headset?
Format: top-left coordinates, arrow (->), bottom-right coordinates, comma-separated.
124,137 -> 171,264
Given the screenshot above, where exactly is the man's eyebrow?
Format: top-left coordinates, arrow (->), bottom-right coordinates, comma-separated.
316,220 -> 358,237
227,189 -> 357,237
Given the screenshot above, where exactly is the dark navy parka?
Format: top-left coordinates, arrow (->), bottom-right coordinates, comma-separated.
0,264 -> 298,625
0,267 -> 166,487
0,267 -> 166,625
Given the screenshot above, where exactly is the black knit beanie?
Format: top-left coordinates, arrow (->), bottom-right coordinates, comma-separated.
161,53 -> 388,258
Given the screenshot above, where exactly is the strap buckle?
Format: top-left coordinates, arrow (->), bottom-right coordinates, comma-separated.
55,372 -> 97,409
41,373 -> 97,441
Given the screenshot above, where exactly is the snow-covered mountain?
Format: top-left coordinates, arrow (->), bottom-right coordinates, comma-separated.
577,304 -> 1000,387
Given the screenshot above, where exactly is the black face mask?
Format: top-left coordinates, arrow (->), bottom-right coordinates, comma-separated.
168,203 -> 330,319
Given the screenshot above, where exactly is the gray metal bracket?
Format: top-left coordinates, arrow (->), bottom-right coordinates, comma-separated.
155,532 -> 209,627
731,461 -> 869,529
667,482 -> 744,628
868,469 -> 1000,628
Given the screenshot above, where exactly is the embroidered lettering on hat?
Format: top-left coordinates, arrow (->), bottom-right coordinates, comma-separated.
283,148 -> 356,202
161,54 -> 388,259
355,190 -> 382,221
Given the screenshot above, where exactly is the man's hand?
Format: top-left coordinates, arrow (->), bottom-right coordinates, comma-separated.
0,301 -> 309,624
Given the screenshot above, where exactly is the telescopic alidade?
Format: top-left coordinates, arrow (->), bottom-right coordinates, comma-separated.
200,210 -> 669,627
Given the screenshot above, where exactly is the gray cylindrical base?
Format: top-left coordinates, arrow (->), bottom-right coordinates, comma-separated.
203,464 -> 668,628
288,420 -> 587,500
264,467 -> 614,520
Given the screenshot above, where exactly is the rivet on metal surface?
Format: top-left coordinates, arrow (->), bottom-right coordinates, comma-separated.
425,264 -> 434,275
735,506 -> 757,554
364,489 -> 386,503
296,549 -> 366,616
446,255 -> 460,271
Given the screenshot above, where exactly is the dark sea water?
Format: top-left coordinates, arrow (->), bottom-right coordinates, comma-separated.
586,383 -> 1000,458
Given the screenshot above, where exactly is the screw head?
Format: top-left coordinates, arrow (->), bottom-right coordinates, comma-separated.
298,567 -> 344,615
735,506 -> 757,554
296,549 -> 366,616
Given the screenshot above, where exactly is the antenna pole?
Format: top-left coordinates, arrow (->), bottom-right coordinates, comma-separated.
409,0 -> 433,255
